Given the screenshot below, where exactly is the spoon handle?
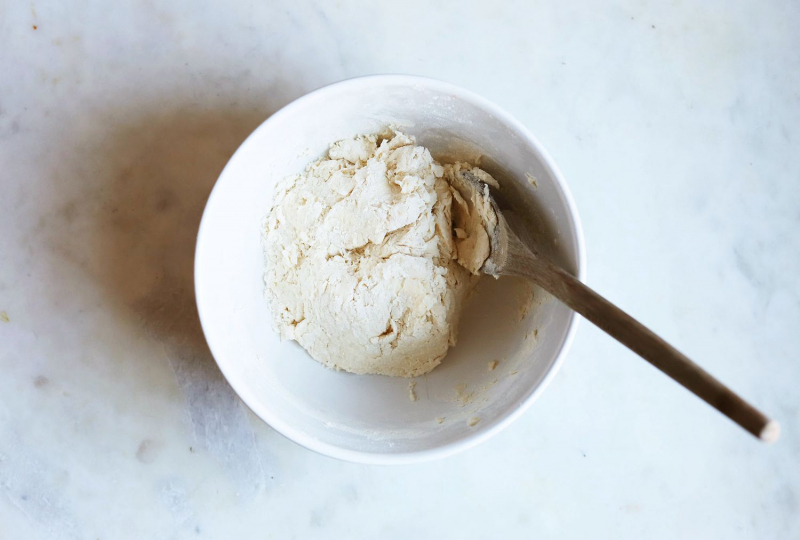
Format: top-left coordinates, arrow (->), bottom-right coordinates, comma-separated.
503,236 -> 778,442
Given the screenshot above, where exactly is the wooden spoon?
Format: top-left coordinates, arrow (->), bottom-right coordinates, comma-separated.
459,171 -> 779,442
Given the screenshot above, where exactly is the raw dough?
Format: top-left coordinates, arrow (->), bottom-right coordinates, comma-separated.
448,167 -> 499,275
263,130 -> 498,377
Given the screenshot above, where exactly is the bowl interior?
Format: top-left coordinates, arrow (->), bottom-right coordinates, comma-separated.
195,77 -> 582,461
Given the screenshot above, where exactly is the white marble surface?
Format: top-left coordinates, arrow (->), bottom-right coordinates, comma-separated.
2,1 -> 799,538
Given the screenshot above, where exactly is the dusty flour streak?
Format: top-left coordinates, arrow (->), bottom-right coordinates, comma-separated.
159,477 -> 193,526
0,432 -> 80,538
161,342 -> 268,502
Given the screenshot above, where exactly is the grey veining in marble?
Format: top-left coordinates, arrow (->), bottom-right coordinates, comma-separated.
1,1 -> 799,538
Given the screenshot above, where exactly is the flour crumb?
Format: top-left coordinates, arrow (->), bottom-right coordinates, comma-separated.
525,173 -> 538,188
487,360 -> 499,371
468,417 -> 481,427
0,311 -> 8,323
517,281 -> 536,320
408,380 -> 417,402
454,383 -> 475,406
436,417 -> 445,424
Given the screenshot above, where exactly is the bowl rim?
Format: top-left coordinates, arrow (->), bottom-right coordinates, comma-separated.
195,74 -> 587,465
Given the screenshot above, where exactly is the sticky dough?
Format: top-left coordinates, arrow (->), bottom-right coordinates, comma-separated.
263,130 -> 498,377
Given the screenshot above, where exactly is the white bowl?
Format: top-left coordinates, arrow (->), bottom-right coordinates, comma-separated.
195,75 -> 586,464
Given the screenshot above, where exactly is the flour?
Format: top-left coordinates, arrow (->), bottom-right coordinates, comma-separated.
263,130 -> 498,377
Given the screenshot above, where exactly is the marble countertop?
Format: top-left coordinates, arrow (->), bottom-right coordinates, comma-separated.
2,1 -> 799,538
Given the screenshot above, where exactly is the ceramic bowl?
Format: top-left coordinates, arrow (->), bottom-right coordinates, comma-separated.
195,75 -> 586,463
